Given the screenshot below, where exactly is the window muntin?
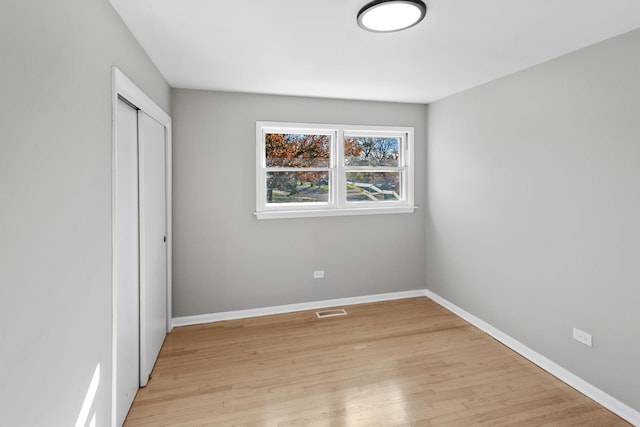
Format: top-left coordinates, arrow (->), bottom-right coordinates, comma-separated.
256,122 -> 414,219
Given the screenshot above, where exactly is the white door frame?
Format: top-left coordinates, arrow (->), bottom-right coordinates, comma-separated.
111,67 -> 173,426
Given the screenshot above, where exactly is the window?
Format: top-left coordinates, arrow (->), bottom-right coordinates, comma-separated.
256,122 -> 415,219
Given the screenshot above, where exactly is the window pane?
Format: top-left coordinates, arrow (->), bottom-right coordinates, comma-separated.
344,137 -> 400,167
266,171 -> 329,203
266,133 -> 330,167
346,172 -> 401,202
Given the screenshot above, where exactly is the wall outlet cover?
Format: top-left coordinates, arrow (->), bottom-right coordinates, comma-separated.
573,328 -> 593,347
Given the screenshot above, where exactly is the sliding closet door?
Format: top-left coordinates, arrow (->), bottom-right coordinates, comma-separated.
115,99 -> 140,426
138,110 -> 168,386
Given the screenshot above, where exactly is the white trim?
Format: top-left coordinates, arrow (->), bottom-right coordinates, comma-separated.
172,290 -> 427,327
165,123 -> 173,332
113,68 -> 170,126
111,68 -> 118,427
255,205 -> 416,220
111,67 -> 172,427
424,289 -> 640,426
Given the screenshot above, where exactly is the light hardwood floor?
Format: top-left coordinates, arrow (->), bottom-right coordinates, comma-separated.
125,297 -> 629,426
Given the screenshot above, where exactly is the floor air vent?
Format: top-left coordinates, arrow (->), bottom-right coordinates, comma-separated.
315,308 -> 348,319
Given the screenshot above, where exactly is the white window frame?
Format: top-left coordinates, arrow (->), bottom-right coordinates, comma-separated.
255,121 -> 415,219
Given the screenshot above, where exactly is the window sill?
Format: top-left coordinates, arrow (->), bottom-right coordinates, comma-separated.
254,205 -> 416,220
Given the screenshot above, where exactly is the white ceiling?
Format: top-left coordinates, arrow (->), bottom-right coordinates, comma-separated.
109,0 -> 640,104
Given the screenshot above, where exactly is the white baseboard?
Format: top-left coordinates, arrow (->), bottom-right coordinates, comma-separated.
171,289 -> 427,327
424,289 -> 640,426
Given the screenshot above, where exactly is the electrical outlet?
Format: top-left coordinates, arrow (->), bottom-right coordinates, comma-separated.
313,270 -> 325,279
573,328 -> 592,347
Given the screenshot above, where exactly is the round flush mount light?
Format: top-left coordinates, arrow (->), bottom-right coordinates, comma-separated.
357,0 -> 427,33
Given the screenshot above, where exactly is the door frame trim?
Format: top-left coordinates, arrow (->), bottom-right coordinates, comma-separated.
111,67 -> 172,426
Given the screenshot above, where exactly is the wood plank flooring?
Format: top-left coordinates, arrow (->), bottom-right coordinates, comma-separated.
124,297 -> 629,426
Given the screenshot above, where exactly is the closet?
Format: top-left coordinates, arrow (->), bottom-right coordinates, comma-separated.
113,69 -> 171,427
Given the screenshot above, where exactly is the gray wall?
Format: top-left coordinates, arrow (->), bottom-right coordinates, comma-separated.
426,29 -> 640,411
0,1 -> 170,425
171,90 -> 427,317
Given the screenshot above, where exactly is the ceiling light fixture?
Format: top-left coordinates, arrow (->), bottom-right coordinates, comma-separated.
357,0 -> 427,33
